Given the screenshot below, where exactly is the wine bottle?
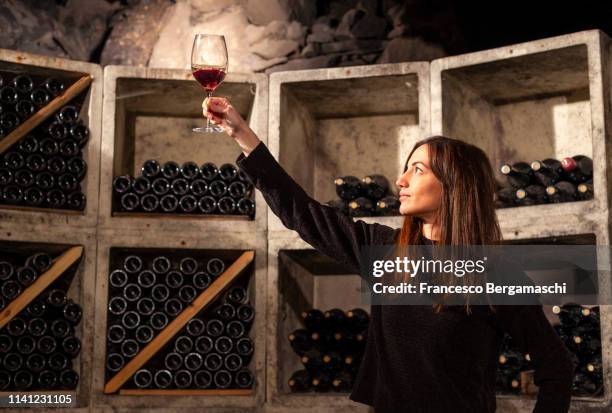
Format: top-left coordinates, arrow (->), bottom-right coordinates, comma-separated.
141,160 -> 161,179
226,320 -> 245,339
301,349 -> 324,371
164,352 -> 184,370
545,181 -> 577,203
209,180 -> 228,198
179,194 -> 198,213
198,195 -> 217,213
206,319 -> 224,337
4,151 -> 24,170
150,311 -> 168,330
184,352 -> 203,371
16,335 -> 35,355
162,161 -> 180,180
288,369 -> 311,392
61,336 -> 81,357
50,319 -> 71,339
26,186 -> 47,206
2,186 -> 24,205
151,284 -> 170,302
151,256 -> 171,274
334,176 -> 362,200
109,269 -> 128,288
166,270 -> 184,289
236,337 -> 254,358
47,156 -> 66,174
224,353 -> 243,371
301,309 -> 326,331
311,370 -> 332,392
171,178 -> 190,196
214,369 -> 233,389
106,353 -> 125,372
25,252 -> 52,273
153,370 -> 173,389
30,88 -> 50,107
38,370 -> 58,388
13,370 -> 33,390
195,335 -> 214,354
11,75 -> 34,94
194,370 -> 213,388
39,138 -> 59,156
235,368 -> 254,388
136,297 -> 155,316
214,336 -> 233,357
48,122 -> 68,140
348,197 -> 374,217
25,353 -> 45,373
15,100 -> 34,118
16,265 -> 37,287
206,258 -> 225,277
2,280 -> 22,300
237,197 -> 255,216
7,317 -> 27,337
69,123 -> 89,147
553,303 -> 585,327
137,270 -> 156,288
561,155 -> 593,183
362,174 -> 389,200
113,175 -> 133,194
375,195 -> 400,216
108,296 -> 128,315
63,301 -> 82,325
215,303 -> 236,321
236,304 -> 255,324
58,139 -> 79,157
151,177 -> 170,196
531,159 -> 563,186
164,298 -> 183,316
190,179 -> 208,196
121,311 -> 140,330
140,193 -> 159,212
0,86 -> 19,105
56,105 -> 79,124
27,317 -> 47,337
0,112 -> 20,131
2,352 -> 23,372
346,308 -> 370,332
227,181 -> 247,199
174,369 -> 193,388
18,135 -> 39,154
58,173 -> 78,192
134,369 -> 153,388
132,176 -> 151,195
0,168 -> 13,186
48,352 -> 69,371
107,324 -> 126,344
123,255 -> 143,274
44,78 -> 65,96
204,353 -> 223,371
37,336 -> 57,355
178,285 -> 197,303
180,161 -> 200,180
332,370 -> 354,391
200,162 -> 219,180
500,163 -> 532,188
0,334 -> 12,352
186,318 -> 206,337
179,256 -> 198,275
219,163 -> 238,182
14,169 -> 35,188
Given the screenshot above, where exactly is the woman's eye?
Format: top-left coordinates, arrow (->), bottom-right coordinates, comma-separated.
415,166 -> 423,174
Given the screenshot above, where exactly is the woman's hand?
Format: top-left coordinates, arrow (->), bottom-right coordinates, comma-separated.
202,96 -> 261,156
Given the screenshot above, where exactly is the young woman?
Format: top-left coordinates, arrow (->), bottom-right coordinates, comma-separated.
202,97 -> 574,412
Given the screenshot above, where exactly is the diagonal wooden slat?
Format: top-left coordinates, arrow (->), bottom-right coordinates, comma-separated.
0,245 -> 84,329
0,75 -> 93,155
104,250 -> 255,394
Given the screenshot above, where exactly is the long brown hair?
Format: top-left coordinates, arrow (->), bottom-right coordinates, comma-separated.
395,135 -> 502,311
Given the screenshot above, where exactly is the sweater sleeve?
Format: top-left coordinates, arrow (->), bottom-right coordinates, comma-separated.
236,141 -> 398,275
494,305 -> 575,413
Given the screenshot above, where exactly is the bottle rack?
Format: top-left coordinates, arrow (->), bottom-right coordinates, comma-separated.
267,62 -> 431,237
430,29 -> 612,411
0,226 -> 96,412
266,236 -> 371,412
98,65 -> 268,234
92,230 -> 266,411
0,49 -> 102,228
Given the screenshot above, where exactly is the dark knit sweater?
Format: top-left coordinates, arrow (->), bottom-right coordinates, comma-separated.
236,141 -> 574,413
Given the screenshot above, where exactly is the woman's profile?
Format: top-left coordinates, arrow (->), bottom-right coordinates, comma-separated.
202,96 -> 574,413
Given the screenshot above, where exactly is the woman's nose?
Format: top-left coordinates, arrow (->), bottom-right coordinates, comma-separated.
396,172 -> 409,188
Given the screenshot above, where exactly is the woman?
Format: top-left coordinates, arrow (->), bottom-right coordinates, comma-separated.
203,97 -> 574,412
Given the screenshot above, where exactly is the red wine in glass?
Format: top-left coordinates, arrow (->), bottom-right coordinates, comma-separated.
193,66 -> 226,92
191,34 -> 228,134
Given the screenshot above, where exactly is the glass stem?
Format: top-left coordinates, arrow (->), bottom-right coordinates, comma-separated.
206,91 -> 213,129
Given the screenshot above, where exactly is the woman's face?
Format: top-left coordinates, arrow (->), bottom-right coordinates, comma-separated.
395,144 -> 443,220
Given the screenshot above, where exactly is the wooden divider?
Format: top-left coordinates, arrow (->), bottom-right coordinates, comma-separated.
0,245 -> 84,328
0,75 -> 93,155
104,250 -> 255,394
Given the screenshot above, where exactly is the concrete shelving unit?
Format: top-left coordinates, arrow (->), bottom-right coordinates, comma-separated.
98,66 -> 268,235
0,223 -> 96,413
91,228 -> 266,412
0,48 -> 103,228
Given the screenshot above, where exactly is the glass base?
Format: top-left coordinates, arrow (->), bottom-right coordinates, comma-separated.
193,124 -> 225,133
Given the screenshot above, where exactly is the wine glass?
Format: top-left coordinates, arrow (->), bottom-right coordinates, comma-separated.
191,34 -> 228,133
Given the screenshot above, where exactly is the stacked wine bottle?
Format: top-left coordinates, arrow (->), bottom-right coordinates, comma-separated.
125,285 -> 255,390
496,155 -> 593,208
495,303 -> 602,397
326,174 -> 399,217
105,252 -> 256,390
0,251 -> 83,391
553,303 -> 603,397
112,160 -> 255,217
494,333 -> 532,394
287,308 -> 369,393
0,74 -> 89,211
